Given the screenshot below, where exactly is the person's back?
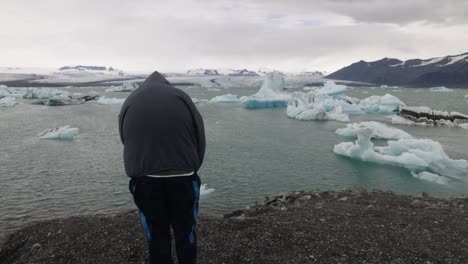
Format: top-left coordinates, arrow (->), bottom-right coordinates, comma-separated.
119,71 -> 205,264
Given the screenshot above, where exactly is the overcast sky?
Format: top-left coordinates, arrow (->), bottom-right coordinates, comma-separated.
1,0 -> 467,73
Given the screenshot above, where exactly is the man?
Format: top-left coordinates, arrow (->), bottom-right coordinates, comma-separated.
119,71 -> 205,264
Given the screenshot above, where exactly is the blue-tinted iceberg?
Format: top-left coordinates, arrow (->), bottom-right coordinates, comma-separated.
243,72 -> 290,109
411,171 -> 448,185
333,128 -> 468,180
336,122 -> 412,140
38,126 -> 79,140
95,96 -> 125,105
0,96 -> 17,107
209,94 -> 241,103
429,86 -> 453,92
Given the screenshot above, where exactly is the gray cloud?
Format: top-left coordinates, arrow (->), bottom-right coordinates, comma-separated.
0,0 -> 467,73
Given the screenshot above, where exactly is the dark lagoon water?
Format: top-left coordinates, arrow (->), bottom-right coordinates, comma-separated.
1,85 -> 468,232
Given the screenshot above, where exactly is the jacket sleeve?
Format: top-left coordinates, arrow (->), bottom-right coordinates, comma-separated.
185,97 -> 206,170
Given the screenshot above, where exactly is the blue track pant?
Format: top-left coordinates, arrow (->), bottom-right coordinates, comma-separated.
129,174 -> 201,264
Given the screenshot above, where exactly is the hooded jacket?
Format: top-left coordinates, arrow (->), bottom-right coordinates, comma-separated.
118,71 -> 205,178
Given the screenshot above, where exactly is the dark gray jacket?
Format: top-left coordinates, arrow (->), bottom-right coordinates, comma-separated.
118,71 -> 205,178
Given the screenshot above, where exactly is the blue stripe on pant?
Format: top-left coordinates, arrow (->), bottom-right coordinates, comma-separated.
129,174 -> 201,264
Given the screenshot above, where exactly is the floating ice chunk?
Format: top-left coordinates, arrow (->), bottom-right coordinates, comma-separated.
336,122 -> 413,140
395,106 -> 468,128
317,81 -> 347,96
105,81 -> 139,92
24,88 -> 69,99
358,94 -> 405,114
209,94 -> 241,103
191,98 -> 200,104
95,96 -> 125,105
200,184 -> 215,196
0,85 -> 27,98
429,86 -> 453,92
45,95 -> 84,106
207,88 -> 221,91
411,171 -> 449,185
243,72 -> 290,109
38,125 -> 79,140
333,128 -> 468,179
0,96 -> 17,107
287,92 -> 349,122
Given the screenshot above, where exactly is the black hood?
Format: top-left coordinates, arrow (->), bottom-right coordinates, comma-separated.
141,71 -> 171,86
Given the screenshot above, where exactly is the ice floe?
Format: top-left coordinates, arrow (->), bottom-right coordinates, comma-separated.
200,184 -> 215,196
333,127 -> 468,180
336,122 -> 412,140
95,96 -> 125,105
105,81 -> 139,92
358,94 -> 405,114
38,126 -> 79,140
0,96 -> 17,107
392,106 -> 468,129
429,86 -> 453,92
287,92 -> 349,122
243,72 -> 290,109
411,171 -> 448,185
209,94 -> 241,103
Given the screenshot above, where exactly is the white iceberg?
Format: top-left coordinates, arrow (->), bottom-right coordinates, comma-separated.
243,72 -> 290,109
38,125 -> 79,140
95,96 -> 125,105
336,122 -> 413,140
200,184 -> 215,196
105,81 -> 139,92
429,86 -> 453,92
0,96 -> 17,107
287,92 -> 349,122
24,88 -> 69,99
333,128 -> 468,179
358,94 -> 405,114
209,94 -> 241,103
316,81 -> 348,96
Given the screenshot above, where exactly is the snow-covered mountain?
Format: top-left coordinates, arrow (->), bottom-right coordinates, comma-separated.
186,68 -> 259,76
186,69 -> 220,76
327,52 -> 468,86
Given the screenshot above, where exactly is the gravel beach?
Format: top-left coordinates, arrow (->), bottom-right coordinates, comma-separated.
1,189 -> 467,264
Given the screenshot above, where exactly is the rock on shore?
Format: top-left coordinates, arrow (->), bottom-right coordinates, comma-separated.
1,189 -> 468,264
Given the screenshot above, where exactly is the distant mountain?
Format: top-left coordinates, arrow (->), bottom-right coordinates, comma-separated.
228,69 -> 259,76
327,52 -> 468,86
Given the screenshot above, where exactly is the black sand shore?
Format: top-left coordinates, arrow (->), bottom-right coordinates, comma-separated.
1,189 -> 467,264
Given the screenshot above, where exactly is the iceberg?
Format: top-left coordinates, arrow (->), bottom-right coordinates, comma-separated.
393,106 -> 468,129
209,94 -> 241,103
287,92 -> 349,122
316,81 -> 348,96
24,88 -> 69,99
105,81 -> 139,92
336,122 -> 413,140
38,125 -> 79,140
429,86 -> 453,92
95,96 -> 125,105
0,96 -> 17,107
243,72 -> 290,109
200,184 -> 215,196
358,94 -> 405,114
333,128 -> 468,179
411,171 -> 449,185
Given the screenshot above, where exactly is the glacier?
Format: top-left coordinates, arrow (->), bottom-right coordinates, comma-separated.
243,72 -> 290,109
38,126 -> 79,140
333,127 -> 468,181
336,122 -> 413,140
0,96 -> 17,107
429,86 -> 453,92
95,96 -> 125,105
209,94 -> 241,103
